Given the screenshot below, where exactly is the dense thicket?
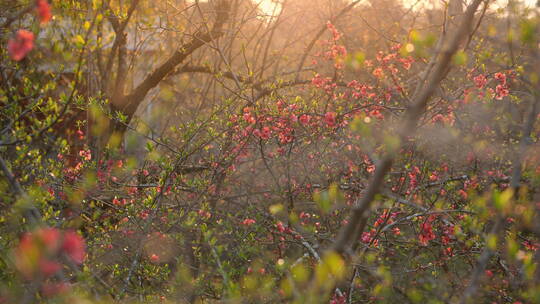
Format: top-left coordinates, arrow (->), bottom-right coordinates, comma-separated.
1,0 -> 539,303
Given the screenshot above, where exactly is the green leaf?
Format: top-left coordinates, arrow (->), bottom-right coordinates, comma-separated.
73,35 -> 85,48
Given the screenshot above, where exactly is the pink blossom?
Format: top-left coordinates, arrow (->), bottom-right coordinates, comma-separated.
495,84 -> 509,100
494,72 -> 506,84
372,67 -> 384,78
473,74 -> 487,88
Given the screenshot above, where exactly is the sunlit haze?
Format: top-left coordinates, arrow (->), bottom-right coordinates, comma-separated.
2,0 -> 540,302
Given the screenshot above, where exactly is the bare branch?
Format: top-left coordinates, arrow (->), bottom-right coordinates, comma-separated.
111,0 -> 231,133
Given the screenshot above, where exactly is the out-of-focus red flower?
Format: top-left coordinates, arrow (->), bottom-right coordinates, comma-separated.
61,231 -> 86,264
36,227 -> 61,253
39,259 -> 61,277
7,30 -> 35,61
14,233 -> 39,279
15,227 -> 62,278
15,227 -> 85,284
36,0 -> 52,24
17,233 -> 35,254
41,282 -> 69,298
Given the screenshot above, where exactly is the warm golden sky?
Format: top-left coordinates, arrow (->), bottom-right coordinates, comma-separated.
257,0 -> 538,15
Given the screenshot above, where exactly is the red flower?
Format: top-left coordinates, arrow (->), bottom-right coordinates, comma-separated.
254,127 -> 271,140
299,212 -> 311,219
242,218 -> 256,226
361,231 -> 374,243
276,221 -> 286,233
326,21 -> 342,41
372,68 -> 384,78
78,149 -> 92,161
523,240 -> 539,251
7,30 -> 35,61
150,253 -> 160,263
494,72 -> 506,84
473,74 -> 487,89
419,219 -> 436,246
61,231 -> 86,264
112,197 -> 127,206
299,114 -> 311,125
324,112 -> 337,127
495,84 -> 509,100
36,0 -> 52,24
330,291 -> 347,304
458,189 -> 468,200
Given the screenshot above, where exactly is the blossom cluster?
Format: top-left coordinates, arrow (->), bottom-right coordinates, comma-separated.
14,227 -> 85,297
7,1 -> 52,61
